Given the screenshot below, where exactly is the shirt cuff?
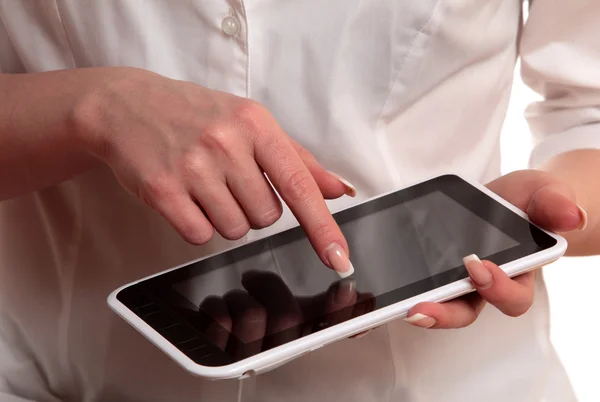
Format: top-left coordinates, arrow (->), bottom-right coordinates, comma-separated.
528,123 -> 600,168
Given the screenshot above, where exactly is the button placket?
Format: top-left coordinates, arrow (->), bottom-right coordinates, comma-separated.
216,2 -> 249,97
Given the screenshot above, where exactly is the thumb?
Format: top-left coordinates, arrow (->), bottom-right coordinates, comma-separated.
527,182 -> 587,233
289,139 -> 357,199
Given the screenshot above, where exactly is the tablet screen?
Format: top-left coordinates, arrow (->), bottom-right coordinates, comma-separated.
117,175 -> 557,366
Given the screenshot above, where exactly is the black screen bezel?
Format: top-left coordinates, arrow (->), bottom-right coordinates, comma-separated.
116,175 -> 557,367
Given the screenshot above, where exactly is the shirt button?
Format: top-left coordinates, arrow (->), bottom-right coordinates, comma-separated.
222,16 -> 240,36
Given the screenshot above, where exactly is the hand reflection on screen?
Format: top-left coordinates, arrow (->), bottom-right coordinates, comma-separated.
196,270 -> 375,359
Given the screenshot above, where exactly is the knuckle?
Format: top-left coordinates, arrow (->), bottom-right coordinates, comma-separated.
233,99 -> 267,129
180,151 -> 213,183
233,100 -> 275,145
180,224 -> 214,245
141,173 -> 176,202
220,221 -> 251,241
282,169 -> 316,201
198,124 -> 237,160
252,205 -> 283,228
311,221 -> 335,242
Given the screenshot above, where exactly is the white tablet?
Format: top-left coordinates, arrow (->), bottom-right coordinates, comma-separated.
108,174 -> 566,380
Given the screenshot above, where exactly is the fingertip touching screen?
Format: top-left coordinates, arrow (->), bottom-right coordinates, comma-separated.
117,175 -> 557,367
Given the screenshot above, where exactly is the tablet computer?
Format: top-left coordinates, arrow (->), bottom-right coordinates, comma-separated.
108,174 -> 566,380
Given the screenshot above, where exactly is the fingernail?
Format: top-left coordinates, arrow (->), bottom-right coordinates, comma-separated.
325,243 -> 355,278
327,171 -> 357,197
350,329 -> 371,339
404,313 -> 436,328
463,254 -> 492,289
578,206 -> 588,231
334,278 -> 356,305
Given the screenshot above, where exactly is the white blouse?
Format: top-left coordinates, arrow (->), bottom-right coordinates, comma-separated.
0,1 -> 598,401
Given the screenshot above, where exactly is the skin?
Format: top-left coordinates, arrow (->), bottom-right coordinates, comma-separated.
1,67 -> 598,333
0,67 -> 352,272
407,157 -> 599,329
196,163 -> 599,342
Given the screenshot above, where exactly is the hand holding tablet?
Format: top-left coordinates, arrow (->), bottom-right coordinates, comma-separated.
404,170 -> 587,330
108,174 -> 568,379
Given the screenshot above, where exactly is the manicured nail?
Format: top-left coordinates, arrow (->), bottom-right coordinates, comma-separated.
578,206 -> 588,231
404,313 -> 436,328
463,254 -> 492,289
328,171 -> 357,197
334,278 -> 356,305
325,243 -> 355,278
350,329 -> 371,339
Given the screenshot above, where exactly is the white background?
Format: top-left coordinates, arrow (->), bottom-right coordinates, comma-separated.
501,64 -> 600,402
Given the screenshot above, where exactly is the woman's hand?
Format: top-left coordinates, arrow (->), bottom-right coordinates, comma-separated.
404,169 -> 588,329
73,68 -> 355,275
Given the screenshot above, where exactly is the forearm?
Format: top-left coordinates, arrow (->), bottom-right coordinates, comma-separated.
541,149 -> 600,256
0,68 -> 122,200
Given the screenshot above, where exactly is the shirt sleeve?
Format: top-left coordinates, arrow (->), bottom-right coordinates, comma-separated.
520,0 -> 600,168
0,17 -> 24,74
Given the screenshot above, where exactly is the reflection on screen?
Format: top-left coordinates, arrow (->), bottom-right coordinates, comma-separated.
171,191 -> 519,347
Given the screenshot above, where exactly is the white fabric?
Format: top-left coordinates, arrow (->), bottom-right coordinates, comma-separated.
0,0 -> 598,401
521,0 -> 600,168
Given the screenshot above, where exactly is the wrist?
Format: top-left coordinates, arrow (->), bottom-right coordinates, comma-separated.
68,66 -> 142,161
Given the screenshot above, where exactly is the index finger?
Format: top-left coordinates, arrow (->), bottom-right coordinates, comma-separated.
253,129 -> 353,277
